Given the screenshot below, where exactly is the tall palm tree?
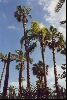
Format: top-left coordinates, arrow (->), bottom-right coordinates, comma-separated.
48,26 -> 65,99
57,34 -> 66,80
16,50 -> 25,98
58,38 -> 66,80
14,6 -> 32,89
30,21 -> 50,98
2,52 -> 10,98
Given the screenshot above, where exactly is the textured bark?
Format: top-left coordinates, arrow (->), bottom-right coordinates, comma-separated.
0,63 -> 6,88
23,13 -> 30,89
19,63 -> 23,98
40,36 -> 48,99
2,52 -> 10,98
52,37 -> 59,99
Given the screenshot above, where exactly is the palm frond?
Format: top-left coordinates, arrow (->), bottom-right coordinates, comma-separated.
29,42 -> 37,53
55,0 -> 65,12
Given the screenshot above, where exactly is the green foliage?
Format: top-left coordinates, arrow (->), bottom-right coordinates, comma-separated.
32,61 -> 49,78
31,21 -> 50,37
31,21 -> 40,34
14,6 -> 31,23
57,35 -> 65,47
50,26 -> 57,35
0,52 -> 4,59
48,26 -> 66,55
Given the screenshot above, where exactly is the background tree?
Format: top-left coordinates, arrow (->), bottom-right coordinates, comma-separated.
32,61 -> 49,99
15,50 -> 25,98
57,34 -> 66,80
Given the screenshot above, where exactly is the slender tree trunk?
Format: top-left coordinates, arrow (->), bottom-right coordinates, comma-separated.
40,36 -> 48,99
41,76 -> 43,82
19,63 -> 22,98
41,46 -> 48,99
22,14 -> 30,89
52,37 -> 59,99
26,52 -> 30,88
41,46 -> 47,89
0,62 -> 6,88
2,52 -> 10,98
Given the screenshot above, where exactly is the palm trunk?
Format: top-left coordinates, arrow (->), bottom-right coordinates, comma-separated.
26,52 -> 30,88
41,46 -> 48,99
23,14 -> 30,89
19,63 -> 22,98
0,62 -> 6,88
2,52 -> 10,98
52,37 -> 59,99
41,46 -> 47,89
40,36 -> 48,99
41,76 -> 43,82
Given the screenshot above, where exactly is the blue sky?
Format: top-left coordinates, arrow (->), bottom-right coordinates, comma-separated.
0,0 -> 66,92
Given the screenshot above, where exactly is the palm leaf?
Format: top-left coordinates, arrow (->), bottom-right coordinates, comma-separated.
55,0 -> 65,12
29,42 -> 37,53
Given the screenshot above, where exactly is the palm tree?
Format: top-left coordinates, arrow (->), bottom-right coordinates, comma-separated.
14,6 -> 32,89
32,61 -> 49,99
48,26 -> 65,99
30,21 -> 50,98
33,61 -> 44,82
2,52 -> 10,98
57,35 -> 66,80
16,50 -> 25,98
0,52 -> 18,98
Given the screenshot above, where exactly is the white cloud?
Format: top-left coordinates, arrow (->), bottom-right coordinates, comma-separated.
38,0 -> 66,39
8,25 -> 16,30
39,23 -> 45,29
8,25 -> 20,31
9,81 -> 27,89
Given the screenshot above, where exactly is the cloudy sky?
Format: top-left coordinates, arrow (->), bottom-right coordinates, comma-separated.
0,0 -> 66,92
